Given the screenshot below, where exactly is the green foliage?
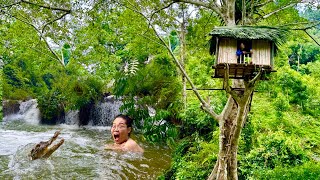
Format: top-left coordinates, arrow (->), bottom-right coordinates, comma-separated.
161,134 -> 218,180
178,104 -> 217,140
249,162 -> 320,180
239,116 -> 254,153
288,43 -> 320,66
1,1 -> 320,179
3,65 -> 23,87
114,54 -> 182,109
143,110 -> 179,147
37,90 -> 65,123
276,69 -> 309,105
68,75 -> 105,109
114,54 -> 183,144
2,63 -> 34,100
238,82 -> 320,179
240,133 -> 307,172
0,11 -> 119,121
266,67 -> 320,116
0,68 -> 2,120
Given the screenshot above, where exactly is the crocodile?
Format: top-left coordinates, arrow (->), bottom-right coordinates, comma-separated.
29,131 -> 64,160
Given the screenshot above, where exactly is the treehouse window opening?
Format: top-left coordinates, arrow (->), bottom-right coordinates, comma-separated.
236,40 -> 252,64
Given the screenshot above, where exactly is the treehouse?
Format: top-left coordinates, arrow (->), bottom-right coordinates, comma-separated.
209,26 -> 287,79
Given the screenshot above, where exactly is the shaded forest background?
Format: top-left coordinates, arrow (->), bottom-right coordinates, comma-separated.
1,0 -> 320,179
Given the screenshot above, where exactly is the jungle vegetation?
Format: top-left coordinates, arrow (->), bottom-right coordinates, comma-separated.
1,0 -> 320,179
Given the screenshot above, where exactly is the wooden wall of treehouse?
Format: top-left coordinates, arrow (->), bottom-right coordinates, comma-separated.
217,38 -> 237,64
216,38 -> 273,67
252,40 -> 273,66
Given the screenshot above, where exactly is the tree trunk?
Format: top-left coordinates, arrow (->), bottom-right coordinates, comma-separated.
140,1 -> 262,179
223,0 -> 236,26
208,78 -> 255,180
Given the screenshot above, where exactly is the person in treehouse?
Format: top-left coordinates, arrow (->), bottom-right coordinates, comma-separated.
105,114 -> 144,153
236,42 -> 253,63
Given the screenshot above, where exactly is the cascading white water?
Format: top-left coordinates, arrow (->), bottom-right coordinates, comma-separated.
18,99 -> 40,125
0,121 -> 171,179
3,95 -> 123,126
64,110 -> 80,125
3,99 -> 40,125
0,97 -> 171,179
87,95 -> 123,126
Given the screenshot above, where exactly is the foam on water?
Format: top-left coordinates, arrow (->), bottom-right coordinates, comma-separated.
0,121 -> 171,179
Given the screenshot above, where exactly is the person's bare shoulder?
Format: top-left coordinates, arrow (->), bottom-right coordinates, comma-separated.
123,138 -> 144,153
104,143 -> 122,150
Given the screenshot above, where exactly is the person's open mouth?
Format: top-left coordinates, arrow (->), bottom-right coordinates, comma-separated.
113,134 -> 120,142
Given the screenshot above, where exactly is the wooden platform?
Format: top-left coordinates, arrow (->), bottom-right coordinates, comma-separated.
212,63 -> 275,80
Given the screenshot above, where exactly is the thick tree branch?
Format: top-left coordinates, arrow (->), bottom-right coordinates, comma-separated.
249,68 -> 263,85
42,12 -> 69,33
21,0 -> 71,13
150,2 -> 175,19
278,21 -> 320,46
262,2 -> 297,19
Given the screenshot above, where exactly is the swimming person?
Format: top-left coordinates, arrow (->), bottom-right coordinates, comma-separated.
105,114 -> 144,153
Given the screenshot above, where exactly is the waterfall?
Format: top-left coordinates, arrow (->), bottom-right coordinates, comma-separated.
3,95 -> 123,126
3,99 -> 40,125
87,95 -> 123,126
19,99 -> 41,125
63,96 -> 124,126
65,110 -> 80,125
66,95 -> 123,126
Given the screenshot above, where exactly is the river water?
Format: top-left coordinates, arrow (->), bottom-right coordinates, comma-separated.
0,119 -> 171,179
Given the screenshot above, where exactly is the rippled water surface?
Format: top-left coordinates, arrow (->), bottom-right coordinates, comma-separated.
0,120 -> 171,179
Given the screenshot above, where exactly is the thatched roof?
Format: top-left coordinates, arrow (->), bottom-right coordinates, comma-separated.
209,26 -> 288,55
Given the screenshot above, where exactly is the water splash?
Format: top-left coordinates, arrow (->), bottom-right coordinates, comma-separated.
0,96 -> 171,179
0,122 -> 171,179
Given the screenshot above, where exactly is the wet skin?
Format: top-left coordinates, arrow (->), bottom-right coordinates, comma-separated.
107,117 -> 144,153
111,118 -> 131,144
